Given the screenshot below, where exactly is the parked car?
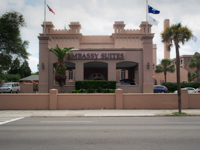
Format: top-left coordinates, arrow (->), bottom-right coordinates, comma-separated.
154,85 -> 168,93
195,87 -> 200,93
0,82 -> 20,93
184,87 -> 196,93
119,79 -> 137,85
174,87 -> 196,93
116,82 -> 131,85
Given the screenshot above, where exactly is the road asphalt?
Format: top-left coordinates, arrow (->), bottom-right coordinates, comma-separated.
0,109 -> 200,117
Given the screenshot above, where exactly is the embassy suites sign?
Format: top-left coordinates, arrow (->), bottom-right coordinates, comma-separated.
68,52 -> 125,60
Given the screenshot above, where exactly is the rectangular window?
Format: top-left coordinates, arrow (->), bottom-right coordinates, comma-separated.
121,70 -> 125,80
68,70 -> 73,80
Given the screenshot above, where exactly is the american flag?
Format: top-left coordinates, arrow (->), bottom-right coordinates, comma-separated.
47,5 -> 55,15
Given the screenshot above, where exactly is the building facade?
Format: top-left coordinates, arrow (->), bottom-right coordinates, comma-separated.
38,21 -> 155,93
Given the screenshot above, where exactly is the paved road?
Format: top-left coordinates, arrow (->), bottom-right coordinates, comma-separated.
0,117 -> 200,150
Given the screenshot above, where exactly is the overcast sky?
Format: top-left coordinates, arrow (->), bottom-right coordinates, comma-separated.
1,0 -> 200,72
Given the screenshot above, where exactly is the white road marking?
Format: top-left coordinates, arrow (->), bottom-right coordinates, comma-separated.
40,121 -> 93,123
0,117 -> 24,125
84,114 -> 155,117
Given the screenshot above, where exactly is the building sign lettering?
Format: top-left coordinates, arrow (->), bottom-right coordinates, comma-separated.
68,52 -> 125,60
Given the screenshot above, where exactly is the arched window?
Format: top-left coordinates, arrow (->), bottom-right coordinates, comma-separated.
121,70 -> 126,80
68,70 -> 73,80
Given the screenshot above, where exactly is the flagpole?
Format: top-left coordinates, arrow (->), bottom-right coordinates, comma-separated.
146,0 -> 148,35
44,0 -> 46,36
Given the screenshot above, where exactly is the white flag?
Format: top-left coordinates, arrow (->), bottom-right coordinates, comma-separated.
148,15 -> 159,26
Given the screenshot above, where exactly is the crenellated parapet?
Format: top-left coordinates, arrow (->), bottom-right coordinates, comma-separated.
113,21 -> 125,33
41,22 -> 81,34
113,21 -> 152,34
139,21 -> 152,34
120,29 -> 142,33
39,20 -> 154,49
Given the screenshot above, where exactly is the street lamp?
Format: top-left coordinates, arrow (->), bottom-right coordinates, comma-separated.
42,63 -> 44,70
147,62 -> 150,69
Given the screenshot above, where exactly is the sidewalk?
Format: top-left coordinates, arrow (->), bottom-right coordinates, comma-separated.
0,109 -> 200,117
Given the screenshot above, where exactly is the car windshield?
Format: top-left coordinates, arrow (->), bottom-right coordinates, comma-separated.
1,83 -> 12,87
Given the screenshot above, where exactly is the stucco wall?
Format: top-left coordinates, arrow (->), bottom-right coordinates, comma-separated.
19,83 -> 34,93
188,94 -> 200,109
0,89 -> 200,110
58,94 -> 115,110
124,94 -> 178,109
0,94 -> 49,110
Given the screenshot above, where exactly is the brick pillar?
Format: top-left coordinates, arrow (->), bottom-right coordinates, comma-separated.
181,89 -> 189,108
49,89 -> 58,110
141,35 -> 154,93
75,62 -> 84,80
108,62 -> 116,81
38,36 -> 52,93
115,88 -> 123,109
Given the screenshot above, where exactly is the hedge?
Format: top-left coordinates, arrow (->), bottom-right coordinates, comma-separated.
162,82 -> 200,93
71,89 -> 115,93
0,74 -> 21,82
75,80 -> 116,90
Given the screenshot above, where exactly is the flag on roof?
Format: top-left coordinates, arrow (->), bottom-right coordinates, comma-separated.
47,5 -> 55,15
148,5 -> 160,14
148,15 -> 159,26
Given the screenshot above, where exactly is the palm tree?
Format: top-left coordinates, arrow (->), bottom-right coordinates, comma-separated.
155,59 -> 175,82
49,44 -> 73,93
188,71 -> 197,82
161,23 -> 195,113
188,54 -> 200,82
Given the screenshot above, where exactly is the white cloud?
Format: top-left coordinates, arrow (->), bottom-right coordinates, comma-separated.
88,0 -> 99,11
7,0 -> 25,12
27,56 -> 38,73
1,0 -> 200,71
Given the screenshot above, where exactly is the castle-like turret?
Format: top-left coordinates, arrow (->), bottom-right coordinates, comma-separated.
164,19 -> 170,59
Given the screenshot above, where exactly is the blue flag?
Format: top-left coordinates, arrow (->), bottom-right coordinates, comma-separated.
148,5 -> 160,14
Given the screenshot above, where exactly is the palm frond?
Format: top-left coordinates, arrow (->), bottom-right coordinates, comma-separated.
49,44 -> 73,60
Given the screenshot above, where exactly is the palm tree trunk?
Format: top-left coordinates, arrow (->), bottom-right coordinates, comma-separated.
175,43 -> 181,114
164,72 -> 167,82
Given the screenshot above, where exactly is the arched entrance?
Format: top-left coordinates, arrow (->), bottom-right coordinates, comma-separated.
89,73 -> 105,80
84,62 -> 108,80
116,61 -> 138,84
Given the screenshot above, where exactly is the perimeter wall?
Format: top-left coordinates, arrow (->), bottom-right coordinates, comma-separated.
0,89 -> 200,110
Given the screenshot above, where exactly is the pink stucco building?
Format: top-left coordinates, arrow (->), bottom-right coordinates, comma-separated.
38,21 -> 156,93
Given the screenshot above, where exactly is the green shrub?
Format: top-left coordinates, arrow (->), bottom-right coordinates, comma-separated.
71,88 -> 116,93
88,87 -> 93,93
75,80 -> 116,90
162,82 -> 177,93
109,89 -> 115,93
71,90 -> 80,93
106,88 -> 110,93
80,88 -> 85,93
5,74 -> 21,82
97,87 -> 102,93
162,82 -> 200,92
